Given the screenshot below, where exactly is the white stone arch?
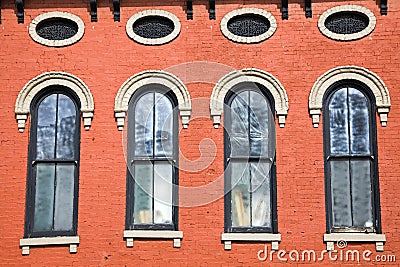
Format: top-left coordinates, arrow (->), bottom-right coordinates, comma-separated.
15,72 -> 94,132
114,70 -> 192,130
210,68 -> 289,128
309,66 -> 391,127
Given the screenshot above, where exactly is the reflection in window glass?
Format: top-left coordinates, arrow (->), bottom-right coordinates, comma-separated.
225,85 -> 275,232
326,86 -> 376,231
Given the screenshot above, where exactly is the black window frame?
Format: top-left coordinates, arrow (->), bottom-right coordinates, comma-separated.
323,80 -> 382,234
224,82 -> 278,233
24,86 -> 81,238
125,85 -> 179,231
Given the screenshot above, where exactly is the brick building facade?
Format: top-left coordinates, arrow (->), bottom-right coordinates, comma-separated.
0,0 -> 399,265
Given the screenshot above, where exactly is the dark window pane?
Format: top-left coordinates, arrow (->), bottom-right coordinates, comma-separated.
351,159 -> 373,227
251,162 -> 271,227
249,91 -> 270,157
56,95 -> 77,159
154,162 -> 173,224
134,93 -> 154,157
330,160 -> 352,227
348,88 -> 370,154
36,94 -> 57,160
54,164 -> 75,231
231,162 -> 250,227
133,162 -> 153,224
33,163 -> 55,231
230,92 -> 250,157
329,88 -> 350,155
154,93 -> 173,157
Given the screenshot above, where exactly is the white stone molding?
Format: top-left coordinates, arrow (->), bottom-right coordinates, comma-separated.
221,8 -> 277,44
210,68 -> 289,128
114,70 -> 191,130
126,10 -> 181,45
20,236 -> 79,255
15,72 -> 95,132
318,5 -> 376,41
123,230 -> 183,248
324,233 -> 386,252
29,11 -> 85,47
221,233 -> 281,250
309,66 -> 390,127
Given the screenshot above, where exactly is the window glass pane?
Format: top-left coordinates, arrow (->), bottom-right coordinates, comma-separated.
351,159 -> 373,227
230,92 -> 250,157
134,162 -> 153,224
33,163 -> 55,231
56,95 -> 76,159
54,164 -> 75,231
36,94 -> 57,160
330,160 -> 352,227
348,88 -> 370,155
154,93 -> 173,157
134,93 -> 154,157
329,88 -> 350,155
249,91 -> 270,157
231,162 -> 250,227
154,162 -> 173,224
251,162 -> 271,227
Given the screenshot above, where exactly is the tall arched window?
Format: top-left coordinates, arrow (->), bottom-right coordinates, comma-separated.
224,82 -> 277,233
324,82 -> 381,233
126,86 -> 178,230
25,87 -> 80,238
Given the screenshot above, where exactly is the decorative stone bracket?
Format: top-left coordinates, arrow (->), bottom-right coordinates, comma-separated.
19,236 -> 79,255
123,230 -> 183,248
221,233 -> 281,250
324,233 -> 386,252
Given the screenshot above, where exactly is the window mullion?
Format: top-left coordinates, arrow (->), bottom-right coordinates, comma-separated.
51,94 -> 60,231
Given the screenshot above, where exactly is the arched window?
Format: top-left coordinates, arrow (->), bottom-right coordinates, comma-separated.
224,82 -> 277,233
126,86 -> 178,230
324,82 -> 381,233
25,87 -> 80,238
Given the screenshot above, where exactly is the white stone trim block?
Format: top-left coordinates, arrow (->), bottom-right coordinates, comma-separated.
114,70 -> 191,130
19,236 -> 79,255
29,11 -> 85,47
210,68 -> 289,128
221,233 -> 281,250
318,5 -> 376,41
309,66 -> 390,127
123,230 -> 183,248
15,72 -> 95,132
324,233 -> 386,252
126,10 -> 181,45
220,8 -> 277,44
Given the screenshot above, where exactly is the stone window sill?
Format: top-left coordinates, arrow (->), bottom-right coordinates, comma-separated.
123,230 -> 183,248
19,236 -> 79,255
324,233 -> 386,252
221,233 -> 281,250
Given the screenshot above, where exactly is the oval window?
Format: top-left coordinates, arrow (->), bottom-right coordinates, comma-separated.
36,18 -> 78,40
126,10 -> 181,45
318,5 -> 376,41
29,12 -> 85,47
221,8 -> 277,44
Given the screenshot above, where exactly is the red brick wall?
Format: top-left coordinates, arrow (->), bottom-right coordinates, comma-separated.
0,0 -> 399,265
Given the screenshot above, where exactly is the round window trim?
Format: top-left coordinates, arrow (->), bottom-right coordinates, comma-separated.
29,12 -> 85,47
221,8 -> 277,44
318,5 -> 376,41
126,10 -> 181,45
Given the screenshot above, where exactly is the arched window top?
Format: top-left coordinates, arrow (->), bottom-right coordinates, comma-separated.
210,68 -> 289,128
309,66 -> 390,128
114,70 -> 191,130
15,72 -> 94,132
